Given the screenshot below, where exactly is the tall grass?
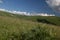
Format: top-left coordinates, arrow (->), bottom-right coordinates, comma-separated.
0,11 -> 60,26
0,16 -> 59,40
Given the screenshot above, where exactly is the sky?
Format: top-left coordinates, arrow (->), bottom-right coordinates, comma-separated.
0,0 -> 60,16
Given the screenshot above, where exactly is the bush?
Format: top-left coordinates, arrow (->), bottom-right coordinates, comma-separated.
37,19 -> 56,25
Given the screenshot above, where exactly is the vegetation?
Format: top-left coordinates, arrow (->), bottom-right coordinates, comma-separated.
0,11 -> 60,26
0,11 -> 60,40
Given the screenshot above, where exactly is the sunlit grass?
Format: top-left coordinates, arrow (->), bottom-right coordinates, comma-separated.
0,16 -> 59,40
0,11 -> 60,40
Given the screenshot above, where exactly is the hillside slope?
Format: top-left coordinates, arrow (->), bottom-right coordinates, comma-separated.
0,11 -> 60,40
0,11 -> 60,26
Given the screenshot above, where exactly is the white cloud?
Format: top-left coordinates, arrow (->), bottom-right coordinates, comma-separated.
0,8 -> 28,15
0,0 -> 3,3
30,13 -> 55,16
0,9 -> 5,11
0,8 -> 55,16
46,0 -> 60,13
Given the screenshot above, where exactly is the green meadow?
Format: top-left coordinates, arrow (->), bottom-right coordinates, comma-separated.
0,11 -> 60,40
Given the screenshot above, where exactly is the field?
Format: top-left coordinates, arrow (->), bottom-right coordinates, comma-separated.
0,11 -> 60,40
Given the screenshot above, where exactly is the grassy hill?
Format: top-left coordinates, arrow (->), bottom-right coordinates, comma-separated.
0,11 -> 60,26
0,11 -> 60,40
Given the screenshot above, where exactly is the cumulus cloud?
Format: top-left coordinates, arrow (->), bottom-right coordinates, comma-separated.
0,8 -> 55,16
0,8 -> 5,11
0,0 -> 3,3
46,0 -> 60,13
0,8 -> 29,15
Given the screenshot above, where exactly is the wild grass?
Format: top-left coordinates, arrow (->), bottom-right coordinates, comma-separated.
0,11 -> 60,26
0,11 -> 60,40
0,16 -> 60,40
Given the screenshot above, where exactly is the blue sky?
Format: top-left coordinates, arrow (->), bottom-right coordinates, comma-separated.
0,0 -> 60,16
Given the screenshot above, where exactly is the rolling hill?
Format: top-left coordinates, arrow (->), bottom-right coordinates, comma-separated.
0,11 -> 60,26
0,11 -> 60,40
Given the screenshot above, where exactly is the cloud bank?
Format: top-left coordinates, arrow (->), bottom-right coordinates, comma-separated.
46,0 -> 60,13
0,8 -> 30,15
0,8 -> 55,16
